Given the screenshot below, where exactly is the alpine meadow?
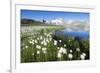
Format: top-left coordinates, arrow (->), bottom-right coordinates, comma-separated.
20,10 -> 90,63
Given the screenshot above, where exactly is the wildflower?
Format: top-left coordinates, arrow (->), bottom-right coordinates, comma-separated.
41,41 -> 44,45
29,40 -> 34,45
44,33 -> 47,35
32,53 -> 34,56
49,37 -> 52,41
31,33 -> 34,35
25,45 -> 28,48
59,47 -> 63,53
62,48 -> 67,54
38,46 -> 41,49
34,40 -> 38,43
43,50 -> 47,54
32,39 -> 34,42
64,44 -> 66,47
68,53 -> 73,59
80,54 -> 85,60
29,41 -> 32,44
42,47 -> 47,51
59,40 -> 62,43
59,47 -> 67,54
49,35 -> 52,38
42,39 -> 47,46
69,40 -> 71,42
46,39 -> 49,43
32,42 -> 34,45
82,53 -> 86,56
37,37 -> 40,40
47,34 -> 50,37
40,36 -> 43,40
57,53 -> 62,58
54,40 -> 57,45
44,42 -> 47,46
76,48 -> 80,52
57,47 -> 60,50
36,45 -> 39,48
37,51 -> 40,54
36,45 -> 41,49
70,50 -> 73,53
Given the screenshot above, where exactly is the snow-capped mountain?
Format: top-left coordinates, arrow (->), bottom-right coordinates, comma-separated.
46,18 -> 65,25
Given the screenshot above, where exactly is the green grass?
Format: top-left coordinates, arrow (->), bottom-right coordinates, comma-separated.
21,26 -> 89,63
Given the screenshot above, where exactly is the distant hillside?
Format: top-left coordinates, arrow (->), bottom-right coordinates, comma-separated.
21,18 -> 64,26
21,18 -> 43,26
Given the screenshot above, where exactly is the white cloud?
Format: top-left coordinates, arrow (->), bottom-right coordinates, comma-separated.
66,19 -> 74,24
64,20 -> 89,32
46,18 -> 89,32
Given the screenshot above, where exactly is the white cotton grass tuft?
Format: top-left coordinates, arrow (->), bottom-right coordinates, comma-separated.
82,53 -> 86,56
44,42 -> 47,46
43,50 -> 47,54
76,48 -> 80,52
57,47 -> 60,50
46,34 -> 49,37
40,36 -> 43,40
62,48 -> 67,54
29,40 -> 34,45
69,50 -> 73,53
44,33 -> 47,35
49,37 -> 52,41
25,45 -> 28,48
57,53 -> 62,58
57,47 -> 67,59
80,54 -> 85,60
46,39 -> 50,43
41,41 -> 44,45
34,40 -> 38,43
32,42 -> 34,45
37,37 -> 40,40
80,53 -> 86,60
68,40 -> 71,42
54,40 -> 57,45
58,47 -> 63,53
42,47 -> 47,51
68,53 -> 73,59
64,44 -> 66,47
36,45 -> 41,49
59,40 -> 62,43
32,53 -> 34,56
37,50 -> 40,54
42,39 -> 47,46
29,40 -> 32,44
58,47 -> 67,54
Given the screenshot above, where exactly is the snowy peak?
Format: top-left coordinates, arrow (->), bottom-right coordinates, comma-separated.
46,18 -> 64,25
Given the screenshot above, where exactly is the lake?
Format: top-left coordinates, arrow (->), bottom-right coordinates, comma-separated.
54,29 -> 89,40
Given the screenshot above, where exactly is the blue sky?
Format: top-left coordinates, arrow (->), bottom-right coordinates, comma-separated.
21,9 -> 89,22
